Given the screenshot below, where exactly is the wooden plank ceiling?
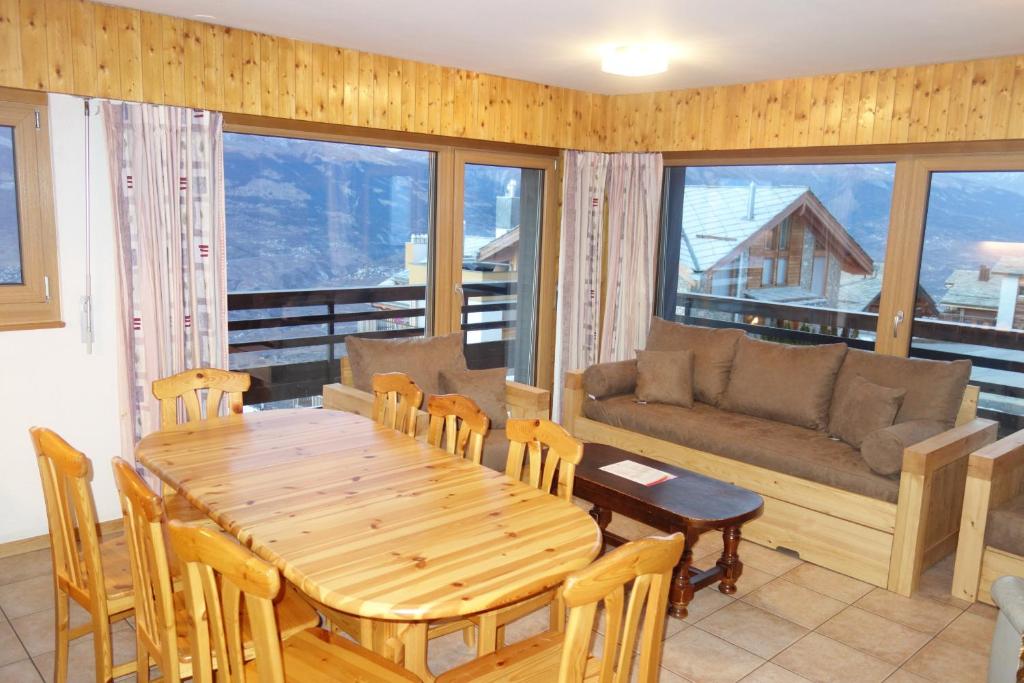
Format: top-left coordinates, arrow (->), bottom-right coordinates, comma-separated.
0,0 -> 1022,152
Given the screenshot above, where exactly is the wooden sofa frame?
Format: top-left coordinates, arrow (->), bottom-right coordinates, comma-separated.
563,369 -> 997,596
323,357 -> 551,431
952,430 -> 1024,604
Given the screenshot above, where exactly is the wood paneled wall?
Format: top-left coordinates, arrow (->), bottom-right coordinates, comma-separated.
0,0 -> 608,150
0,0 -> 1022,153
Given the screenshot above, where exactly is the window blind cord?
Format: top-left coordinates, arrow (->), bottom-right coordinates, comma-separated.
81,98 -> 95,354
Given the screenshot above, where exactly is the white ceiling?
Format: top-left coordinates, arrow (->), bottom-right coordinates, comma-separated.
106,0 -> 1024,95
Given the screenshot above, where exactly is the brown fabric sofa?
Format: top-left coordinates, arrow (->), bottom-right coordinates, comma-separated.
564,318 -> 998,596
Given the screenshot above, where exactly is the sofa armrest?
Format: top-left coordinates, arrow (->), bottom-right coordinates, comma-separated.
506,381 -> 550,420
968,430 -> 1024,497
900,418 -> 999,477
323,382 -> 374,418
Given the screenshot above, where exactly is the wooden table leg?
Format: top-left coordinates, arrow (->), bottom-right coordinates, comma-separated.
717,525 -> 744,594
668,526 -> 698,619
476,610 -> 499,656
400,622 -> 434,683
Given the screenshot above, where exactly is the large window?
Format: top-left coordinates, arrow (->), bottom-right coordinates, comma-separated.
659,163 -> 896,350
910,170 -> 1024,432
223,132 -> 434,407
0,94 -> 60,330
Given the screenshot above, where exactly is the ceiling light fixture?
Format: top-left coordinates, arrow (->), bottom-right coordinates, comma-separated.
601,44 -> 670,77
192,13 -> 217,21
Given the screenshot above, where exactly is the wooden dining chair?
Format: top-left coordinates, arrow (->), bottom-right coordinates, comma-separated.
29,427 -> 135,683
463,418 -> 587,655
371,372 -> 424,437
152,368 -> 251,429
112,458 -> 320,683
437,533 -> 684,683
426,394 -> 490,465
167,520 -> 421,683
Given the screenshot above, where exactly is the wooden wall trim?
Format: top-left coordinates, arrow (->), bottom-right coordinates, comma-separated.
0,1 -> 1021,154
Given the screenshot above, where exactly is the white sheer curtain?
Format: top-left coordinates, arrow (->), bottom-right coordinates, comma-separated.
599,153 -> 664,362
553,151 -> 609,416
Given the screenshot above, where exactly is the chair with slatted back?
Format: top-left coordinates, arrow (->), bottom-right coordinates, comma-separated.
437,533 -> 684,683
464,418 -> 587,655
112,458 -> 319,683
371,372 -> 423,438
426,394 -> 490,465
30,427 -> 136,683
151,368 -> 250,524
167,520 -> 421,683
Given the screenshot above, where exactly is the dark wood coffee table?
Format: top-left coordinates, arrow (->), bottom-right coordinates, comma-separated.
574,443 -> 764,618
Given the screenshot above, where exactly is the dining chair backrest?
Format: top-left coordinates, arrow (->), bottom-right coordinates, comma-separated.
504,419 -> 584,501
29,427 -> 108,619
168,521 -> 284,683
371,372 -> 424,437
112,457 -> 182,681
559,534 -> 684,683
152,368 -> 251,429
426,394 -> 490,465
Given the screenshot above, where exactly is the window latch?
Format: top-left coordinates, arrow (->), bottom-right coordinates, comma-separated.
892,310 -> 904,338
34,110 -> 41,129
43,275 -> 50,302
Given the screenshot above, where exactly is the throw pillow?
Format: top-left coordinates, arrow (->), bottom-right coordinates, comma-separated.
440,367 -> 509,428
582,359 -> 638,398
645,317 -> 744,405
828,375 -> 906,448
346,332 -> 467,397
860,419 -> 948,476
635,349 -> 694,408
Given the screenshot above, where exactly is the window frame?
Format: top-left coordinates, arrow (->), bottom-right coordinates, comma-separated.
0,89 -> 61,331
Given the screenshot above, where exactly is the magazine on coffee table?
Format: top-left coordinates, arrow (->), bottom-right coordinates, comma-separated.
599,459 -> 677,487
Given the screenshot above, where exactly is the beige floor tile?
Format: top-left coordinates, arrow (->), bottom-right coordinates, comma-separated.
0,617 -> 29,668
966,601 -> 998,620
915,560 -> 970,610
661,627 -> 764,683
0,659 -> 43,682
0,551 -> 52,587
0,575 -> 54,620
782,563 -> 873,604
501,605 -> 553,646
738,544 -> 803,577
741,578 -> 845,629
32,625 -> 137,683
935,610 -> 996,655
697,601 -> 808,659
741,662 -> 812,682
681,587 -> 734,624
816,606 -> 932,665
901,637 -> 988,683
854,588 -> 962,634
773,633 -> 895,683
426,629 -> 477,676
884,669 -> 931,682
11,608 -> 121,658
597,605 -> 689,643
730,565 -> 775,599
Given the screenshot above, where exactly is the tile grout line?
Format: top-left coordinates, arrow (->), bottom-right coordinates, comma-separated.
1,601 -> 44,682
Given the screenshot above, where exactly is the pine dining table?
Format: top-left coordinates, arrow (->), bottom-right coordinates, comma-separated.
134,407 -> 602,681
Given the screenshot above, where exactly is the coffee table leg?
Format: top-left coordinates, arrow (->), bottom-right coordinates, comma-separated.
668,526 -> 697,619
589,505 -> 612,550
717,525 -> 744,594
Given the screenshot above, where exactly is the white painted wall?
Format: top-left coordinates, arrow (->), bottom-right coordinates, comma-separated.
0,94 -> 123,544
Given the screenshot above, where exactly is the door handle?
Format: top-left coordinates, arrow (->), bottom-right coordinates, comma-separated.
892,310 -> 905,338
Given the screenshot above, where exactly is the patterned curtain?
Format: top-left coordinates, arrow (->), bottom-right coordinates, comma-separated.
553,151 -> 609,417
600,153 -> 664,362
103,103 -> 227,448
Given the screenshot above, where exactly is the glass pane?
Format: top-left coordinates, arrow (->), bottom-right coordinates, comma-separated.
910,171 -> 1024,434
460,164 -> 543,383
0,126 -> 22,285
660,163 -> 896,349
223,133 -> 435,408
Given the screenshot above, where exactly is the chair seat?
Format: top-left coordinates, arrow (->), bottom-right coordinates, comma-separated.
164,490 -> 215,525
243,627 -> 420,682
436,630 -> 600,683
98,536 -> 134,614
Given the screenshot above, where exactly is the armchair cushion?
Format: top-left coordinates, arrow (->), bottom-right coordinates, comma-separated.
859,419 -> 948,476
828,375 -> 906,448
346,332 -> 467,397
635,349 -> 694,408
645,317 -> 744,405
721,336 -> 848,430
440,367 -> 509,429
582,359 -> 637,399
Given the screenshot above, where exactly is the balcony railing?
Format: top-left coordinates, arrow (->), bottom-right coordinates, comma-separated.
228,283 -> 515,407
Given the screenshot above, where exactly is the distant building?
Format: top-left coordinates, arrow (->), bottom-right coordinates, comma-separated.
939,258 -> 1024,329
680,184 -> 873,307
838,263 -> 938,317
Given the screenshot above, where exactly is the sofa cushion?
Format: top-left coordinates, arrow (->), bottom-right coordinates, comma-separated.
582,359 -> 638,399
481,428 -> 509,473
720,337 -> 847,430
859,419 -> 948,476
635,349 -> 694,408
583,395 -> 898,502
830,349 -> 971,428
440,367 -> 508,429
347,332 -> 467,398
645,317 -> 744,406
987,491 -> 1024,557
829,375 -> 906,448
